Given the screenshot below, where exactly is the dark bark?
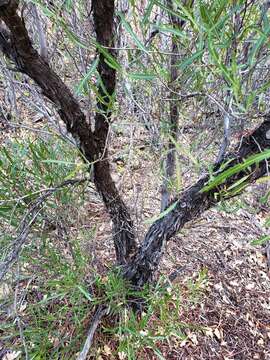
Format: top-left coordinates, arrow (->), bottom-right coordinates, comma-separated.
92,0 -> 136,263
0,2 -> 96,158
124,119 -> 270,287
0,0 -> 136,264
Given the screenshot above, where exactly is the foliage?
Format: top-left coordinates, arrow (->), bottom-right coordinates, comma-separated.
0,135 -> 88,228
202,149 -> 270,194
1,236 -> 93,358
1,240 -> 207,359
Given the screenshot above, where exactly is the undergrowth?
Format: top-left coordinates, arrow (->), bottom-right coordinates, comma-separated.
1,249 -> 207,359
0,134 -> 207,359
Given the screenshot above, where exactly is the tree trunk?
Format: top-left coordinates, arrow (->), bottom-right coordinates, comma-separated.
92,0 -> 137,264
1,0 -> 269,290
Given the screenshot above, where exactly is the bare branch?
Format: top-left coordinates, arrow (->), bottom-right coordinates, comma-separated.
76,305 -> 108,360
0,0 -> 136,265
216,113 -> 232,164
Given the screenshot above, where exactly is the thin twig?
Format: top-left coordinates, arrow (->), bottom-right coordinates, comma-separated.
216,113 -> 231,163
6,122 -> 53,135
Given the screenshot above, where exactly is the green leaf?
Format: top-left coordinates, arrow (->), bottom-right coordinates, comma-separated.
118,12 -> 149,53
77,285 -> 93,301
201,149 -> 270,193
225,174 -> 250,192
142,0 -> 155,25
207,36 -> 235,86
174,0 -> 198,30
154,1 -> 185,23
75,58 -> 99,95
213,0 -> 227,24
96,43 -> 122,71
0,205 -> 13,217
128,72 -> 156,80
200,3 -> 211,27
265,218 -> 270,228
154,25 -> 188,38
177,49 -> 204,71
260,189 -> 270,204
250,235 -> 270,246
144,200 -> 178,224
248,18 -> 270,66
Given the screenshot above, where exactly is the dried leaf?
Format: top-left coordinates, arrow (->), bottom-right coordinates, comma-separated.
103,345 -> 111,355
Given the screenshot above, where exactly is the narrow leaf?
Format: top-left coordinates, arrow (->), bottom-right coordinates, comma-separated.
118,12 -> 149,53
250,235 -> 270,246
145,200 -> 178,224
202,149 -> 270,193
128,72 -> 156,80
75,58 -> 99,95
77,285 -> 93,301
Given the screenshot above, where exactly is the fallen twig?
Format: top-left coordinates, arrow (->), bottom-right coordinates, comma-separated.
77,305 -> 108,360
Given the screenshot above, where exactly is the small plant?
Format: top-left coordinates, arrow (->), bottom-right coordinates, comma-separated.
0,135 -> 92,358
0,135 -> 88,227
186,268 -> 209,304
0,236 -> 94,358
92,273 -> 205,360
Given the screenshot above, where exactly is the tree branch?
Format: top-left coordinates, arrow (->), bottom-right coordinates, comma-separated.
92,0 -> 137,263
161,0 -> 192,211
124,119 -> 270,287
0,3 -> 96,155
0,0 -> 136,264
76,305 -> 108,360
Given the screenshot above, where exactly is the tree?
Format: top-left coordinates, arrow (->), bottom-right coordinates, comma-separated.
1,0 -> 270,285
0,0 -> 270,355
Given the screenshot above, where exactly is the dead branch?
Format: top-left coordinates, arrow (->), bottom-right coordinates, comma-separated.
76,305 -> 108,360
